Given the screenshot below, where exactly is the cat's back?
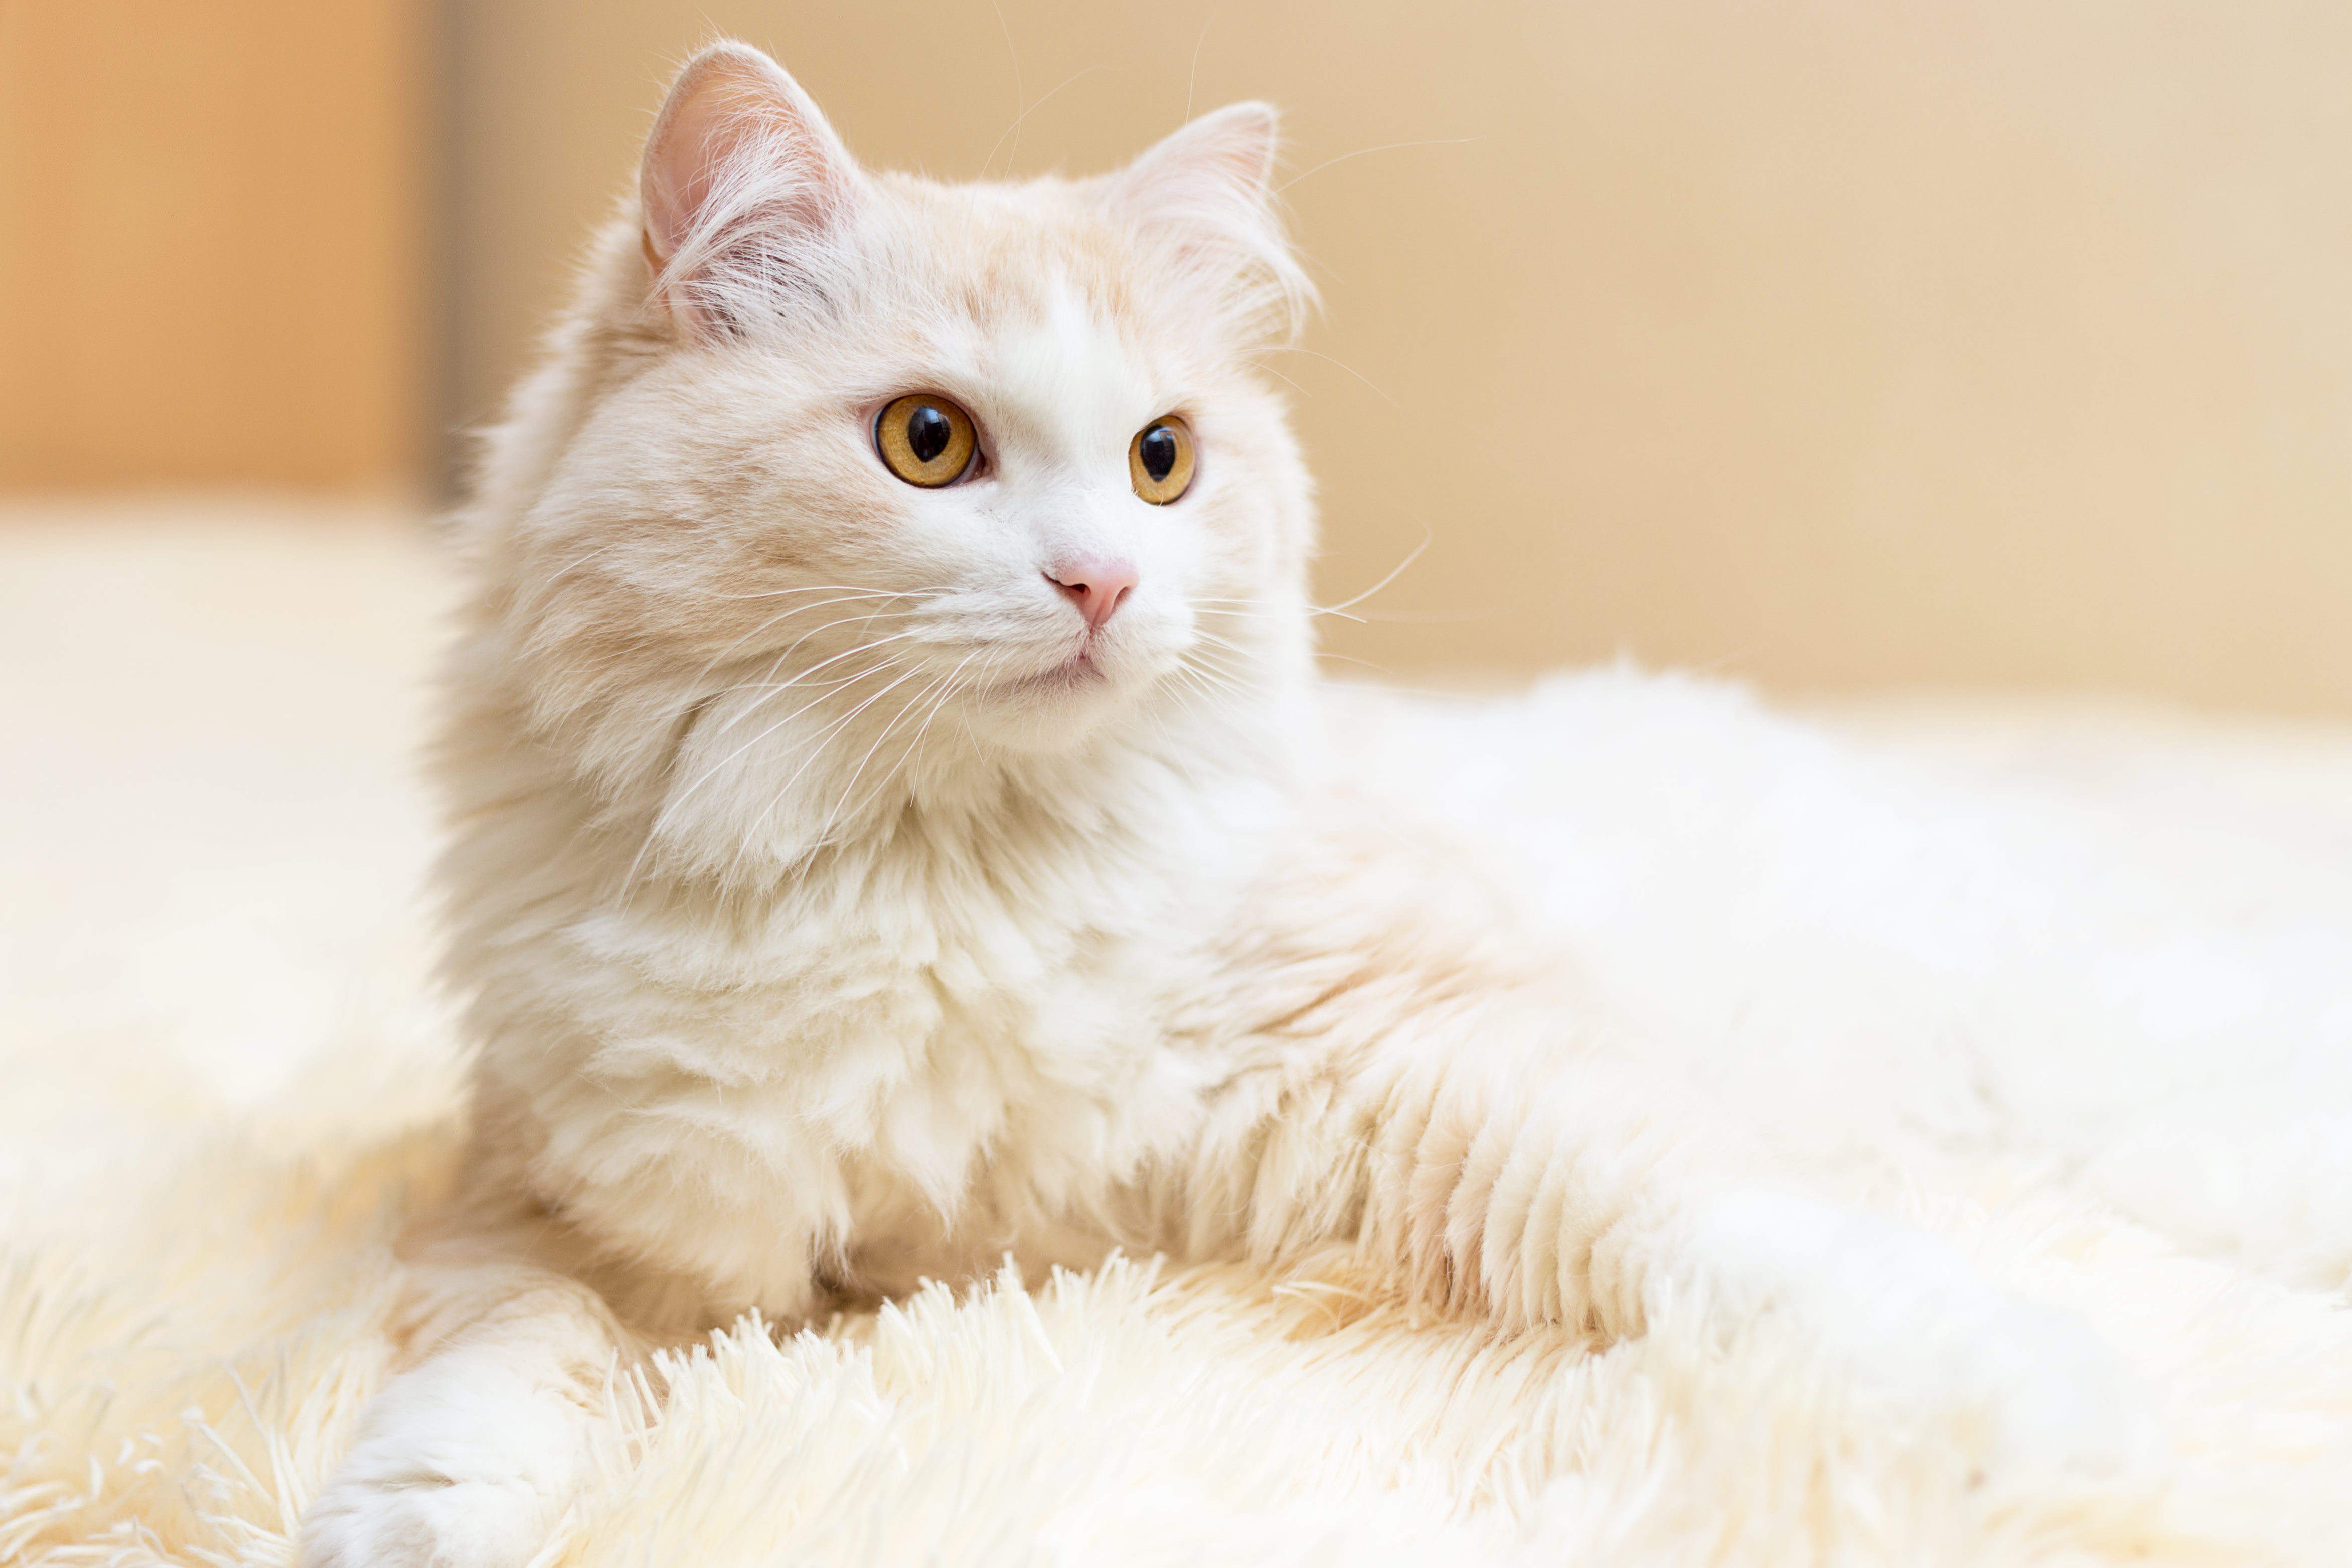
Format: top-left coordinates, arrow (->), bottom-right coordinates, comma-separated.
1316,671 -> 2352,1206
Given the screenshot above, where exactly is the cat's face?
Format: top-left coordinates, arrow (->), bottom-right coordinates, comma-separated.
492,44 -> 1315,861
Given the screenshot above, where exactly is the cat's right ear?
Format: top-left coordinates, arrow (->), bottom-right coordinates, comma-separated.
638,41 -> 860,336
1103,102 -> 1312,346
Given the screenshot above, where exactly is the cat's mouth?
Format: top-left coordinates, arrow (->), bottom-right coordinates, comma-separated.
1010,646 -> 1110,696
960,641 -> 1143,751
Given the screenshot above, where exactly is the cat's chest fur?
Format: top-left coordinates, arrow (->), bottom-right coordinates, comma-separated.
469,763 -> 1277,1318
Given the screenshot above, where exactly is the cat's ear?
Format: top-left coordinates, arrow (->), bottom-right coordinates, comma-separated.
638,41 -> 860,335
1103,103 -> 1312,344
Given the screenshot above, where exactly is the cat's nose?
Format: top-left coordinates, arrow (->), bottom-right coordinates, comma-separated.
1046,556 -> 1137,631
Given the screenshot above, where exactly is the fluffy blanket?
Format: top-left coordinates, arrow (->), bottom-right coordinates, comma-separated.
4,502 -> 2349,1565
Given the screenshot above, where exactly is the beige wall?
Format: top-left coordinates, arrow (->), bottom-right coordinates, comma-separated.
450,2 -> 2352,714
0,0 -> 427,491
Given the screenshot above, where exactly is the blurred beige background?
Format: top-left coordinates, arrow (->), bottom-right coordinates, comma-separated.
9,2 -> 2351,713
0,0 -> 426,489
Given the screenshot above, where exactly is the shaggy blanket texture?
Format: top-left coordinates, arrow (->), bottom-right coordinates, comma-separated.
5,502 -> 2351,1565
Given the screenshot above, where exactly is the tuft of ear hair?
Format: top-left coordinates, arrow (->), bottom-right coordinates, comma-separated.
638,41 -> 862,336
1102,102 -> 1314,347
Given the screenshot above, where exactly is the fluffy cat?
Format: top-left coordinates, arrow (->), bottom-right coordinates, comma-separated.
302,40 -> 2352,1566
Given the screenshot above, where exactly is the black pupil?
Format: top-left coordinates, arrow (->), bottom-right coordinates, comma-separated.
906,404 -> 952,465
1140,425 -> 1178,482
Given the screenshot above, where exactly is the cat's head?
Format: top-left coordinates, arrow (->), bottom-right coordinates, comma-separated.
462,41 -> 1318,874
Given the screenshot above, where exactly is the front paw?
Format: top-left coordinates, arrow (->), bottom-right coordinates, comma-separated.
1673,1190 -> 2148,1477
299,1339 -> 590,1568
302,1470 -> 557,1568
1874,1284 -> 2145,1478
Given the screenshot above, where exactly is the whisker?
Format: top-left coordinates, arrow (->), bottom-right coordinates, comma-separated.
647,641 -> 921,876
1317,510 -> 1435,617
536,542 -> 627,589
812,662 -> 962,841
903,650 -> 990,781
703,584 -> 934,604
1252,345 -> 1399,408
1316,651 -> 1393,676
708,655 -> 928,892
668,597 -> 931,730
1189,596 -> 1365,625
708,604 -> 939,730
1249,359 -> 1312,399
820,649 -> 985,838
693,606 -> 938,700
982,0 -> 1024,181
1183,10 -> 1218,124
741,659 -> 938,851
700,627 -> 931,742
618,655 -> 906,900
982,64 -> 1102,179
1276,136 -> 1485,194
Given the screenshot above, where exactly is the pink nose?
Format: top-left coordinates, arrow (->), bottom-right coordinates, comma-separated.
1046,556 -> 1137,631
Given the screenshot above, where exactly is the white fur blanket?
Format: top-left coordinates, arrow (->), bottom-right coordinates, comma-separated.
4,502 -> 2350,1565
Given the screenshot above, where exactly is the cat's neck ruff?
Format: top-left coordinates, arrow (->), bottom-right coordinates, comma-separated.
611,678 -> 1305,943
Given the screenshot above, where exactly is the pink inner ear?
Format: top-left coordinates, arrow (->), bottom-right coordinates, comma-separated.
642,71 -> 738,264
640,44 -> 852,270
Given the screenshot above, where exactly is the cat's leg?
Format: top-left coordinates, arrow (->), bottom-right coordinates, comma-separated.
2084,1102 -> 2352,1291
1651,1179 -> 2140,1472
1189,991 -> 2143,1473
300,1257 -> 637,1568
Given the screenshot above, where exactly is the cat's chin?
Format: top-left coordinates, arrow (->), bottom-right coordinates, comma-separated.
961,653 -> 1148,753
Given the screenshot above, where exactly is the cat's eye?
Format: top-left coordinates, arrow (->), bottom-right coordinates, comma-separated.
1129,416 -> 1196,505
875,393 -> 979,488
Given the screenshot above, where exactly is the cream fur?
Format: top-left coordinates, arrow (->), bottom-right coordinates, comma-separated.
295,41 -> 2352,1563
4,507 -> 2352,1563
12,36 -> 2352,1564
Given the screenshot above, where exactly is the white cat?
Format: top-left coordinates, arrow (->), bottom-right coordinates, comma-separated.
301,41 -> 2352,1566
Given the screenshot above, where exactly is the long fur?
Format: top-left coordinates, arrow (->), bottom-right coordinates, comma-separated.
288,42 -> 2352,1568
8,507 -> 2352,1564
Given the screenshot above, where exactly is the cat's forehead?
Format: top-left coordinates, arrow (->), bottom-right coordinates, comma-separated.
874,179 -> 1195,358
859,180 -> 1201,431
886,178 -> 1137,307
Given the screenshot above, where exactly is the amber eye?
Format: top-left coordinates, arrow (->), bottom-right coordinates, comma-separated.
1129,415 -> 1196,505
875,393 -> 978,487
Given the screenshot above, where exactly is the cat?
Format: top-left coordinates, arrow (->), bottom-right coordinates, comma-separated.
300,39 -> 2352,1566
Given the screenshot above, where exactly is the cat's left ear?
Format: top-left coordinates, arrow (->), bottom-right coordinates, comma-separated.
1103,103 -> 1312,343
639,41 -> 862,335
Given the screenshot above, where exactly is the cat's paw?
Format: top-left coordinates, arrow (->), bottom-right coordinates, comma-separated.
1870,1281 -> 2146,1478
1673,1188 -> 2150,1477
1975,1296 -> 2143,1473
298,1340 -> 589,1568
301,1470 -> 556,1568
